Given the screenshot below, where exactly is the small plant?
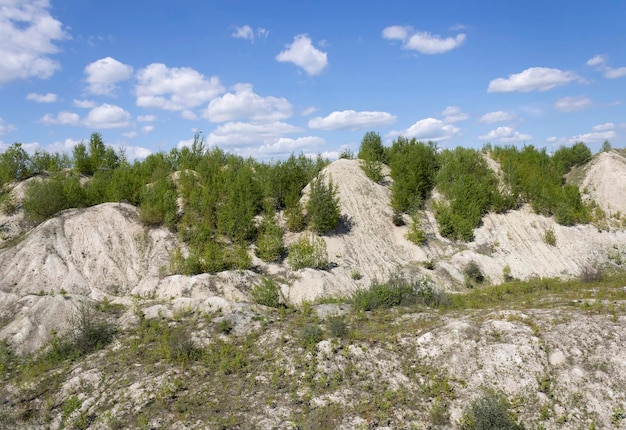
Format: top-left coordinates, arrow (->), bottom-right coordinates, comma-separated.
360,159 -> 384,183
217,319 -> 234,335
459,391 -> 525,430
579,264 -> 604,283
392,209 -> 405,226
287,233 -> 329,270
405,216 -> 427,245
502,265 -> 513,281
543,228 -> 557,246
300,323 -> 323,348
326,315 -> 349,339
423,259 -> 436,270
250,278 -> 281,308
350,268 -> 362,280
62,395 -> 81,421
464,261 -> 485,284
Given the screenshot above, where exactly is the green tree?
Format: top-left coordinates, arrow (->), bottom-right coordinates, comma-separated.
389,137 -> 438,213
358,131 -> 386,183
0,143 -> 31,184
306,172 -> 341,234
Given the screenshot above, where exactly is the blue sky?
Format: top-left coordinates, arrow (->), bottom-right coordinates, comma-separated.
1,0 -> 625,160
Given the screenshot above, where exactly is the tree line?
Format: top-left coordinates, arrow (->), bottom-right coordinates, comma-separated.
357,131 -> 595,241
0,132 -> 342,274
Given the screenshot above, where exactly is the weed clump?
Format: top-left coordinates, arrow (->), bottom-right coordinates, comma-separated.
352,274 -> 446,311
459,391 -> 525,430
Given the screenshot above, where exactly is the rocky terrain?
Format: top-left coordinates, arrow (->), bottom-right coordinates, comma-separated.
1,151 -> 626,428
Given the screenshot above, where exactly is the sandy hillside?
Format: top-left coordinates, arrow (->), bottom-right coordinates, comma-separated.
575,149 -> 626,217
3,152 -> 626,353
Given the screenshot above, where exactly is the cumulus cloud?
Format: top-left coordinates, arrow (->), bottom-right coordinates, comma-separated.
442,106 -> 469,123
135,63 -> 224,110
605,67 -> 626,79
204,83 -> 292,122
84,57 -> 133,95
308,110 -> 397,131
206,121 -> 302,147
242,136 -> 325,159
0,118 -> 16,136
553,95 -> 593,112
592,122 -> 614,131
389,118 -> 460,142
181,110 -> 197,120
479,111 -> 515,123
137,115 -> 156,122
382,25 -> 466,54
83,104 -> 131,128
276,34 -> 328,75
26,92 -> 57,103
141,125 -> 154,133
301,106 -> 317,116
586,54 -> 626,79
0,0 -> 69,84
73,99 -> 96,108
231,25 -> 268,42
488,67 -> 581,93
479,126 -> 532,143
39,111 -> 80,126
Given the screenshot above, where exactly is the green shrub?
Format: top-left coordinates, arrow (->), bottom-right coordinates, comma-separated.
389,137 -> 438,213
256,212 -> 284,262
543,228 -> 556,246
459,391 -> 525,430
139,177 -> 178,229
288,234 -> 329,270
464,261 -> 485,284
406,216 -> 427,245
306,172 -> 341,234
285,202 -> 306,232
251,278 -> 281,308
300,324 -> 323,348
360,159 -> 384,183
352,274 -> 445,311
358,131 -> 387,163
23,176 -> 69,223
326,316 -> 349,338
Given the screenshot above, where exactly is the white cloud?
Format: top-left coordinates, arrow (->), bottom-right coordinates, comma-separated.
308,110 -> 396,131
137,115 -> 156,122
586,55 -> 607,67
276,34 -> 328,75
0,0 -> 69,84
111,144 -> 152,161
232,25 -> 254,41
479,111 -> 515,123
181,110 -> 197,120
141,125 -> 154,133
442,106 -> 469,123
83,104 -> 131,128
605,67 -> 626,79
73,99 -> 96,108
586,54 -> 626,79
382,25 -> 466,54
553,95 -> 593,112
488,67 -> 581,93
135,63 -> 224,110
44,138 -> 82,154
389,118 -> 460,142
123,131 -> 138,138
232,25 -> 269,42
204,83 -> 292,122
241,136 -> 325,159
39,111 -> 80,126
301,106 -> 317,116
548,129 -> 616,146
592,122 -> 614,131
206,121 -> 302,147
0,118 -> 16,136
479,126 -> 532,143
84,57 -> 133,95
26,92 -> 57,103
